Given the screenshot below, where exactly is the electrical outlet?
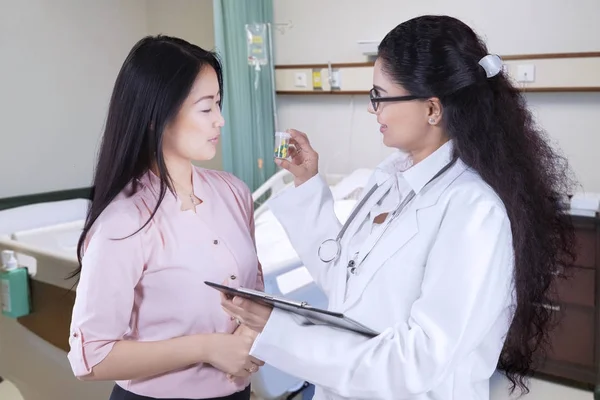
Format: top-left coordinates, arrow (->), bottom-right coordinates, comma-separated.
517,64 -> 535,82
294,72 -> 307,88
330,69 -> 342,89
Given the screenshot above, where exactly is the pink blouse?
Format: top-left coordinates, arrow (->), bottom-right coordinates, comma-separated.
67,167 -> 263,399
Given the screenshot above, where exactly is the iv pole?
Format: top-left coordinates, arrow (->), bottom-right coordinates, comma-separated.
267,22 -> 278,132
246,22 -> 278,189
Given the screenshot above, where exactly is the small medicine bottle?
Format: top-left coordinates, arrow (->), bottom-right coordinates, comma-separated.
274,131 -> 291,160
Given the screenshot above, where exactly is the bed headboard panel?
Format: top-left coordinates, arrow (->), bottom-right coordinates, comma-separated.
0,187 -> 92,211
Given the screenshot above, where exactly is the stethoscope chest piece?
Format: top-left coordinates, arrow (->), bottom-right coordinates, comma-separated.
318,238 -> 341,263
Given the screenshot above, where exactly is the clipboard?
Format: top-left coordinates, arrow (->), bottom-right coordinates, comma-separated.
205,281 -> 379,338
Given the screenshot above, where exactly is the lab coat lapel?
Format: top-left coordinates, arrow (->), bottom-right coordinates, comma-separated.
339,186 -> 441,312
340,203 -> 419,311
330,180 -> 394,310
340,162 -> 467,312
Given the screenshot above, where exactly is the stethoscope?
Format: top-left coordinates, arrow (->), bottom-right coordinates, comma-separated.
317,158 -> 457,274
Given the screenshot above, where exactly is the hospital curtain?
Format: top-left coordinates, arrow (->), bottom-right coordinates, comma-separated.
213,0 -> 277,192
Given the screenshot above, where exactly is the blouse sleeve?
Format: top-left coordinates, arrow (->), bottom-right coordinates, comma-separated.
67,203 -> 146,378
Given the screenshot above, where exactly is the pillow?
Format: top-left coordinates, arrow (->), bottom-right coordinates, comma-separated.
342,187 -> 364,200
330,168 -> 373,201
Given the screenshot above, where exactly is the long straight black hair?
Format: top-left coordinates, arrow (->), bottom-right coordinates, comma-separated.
377,15 -> 576,395
70,35 -> 223,279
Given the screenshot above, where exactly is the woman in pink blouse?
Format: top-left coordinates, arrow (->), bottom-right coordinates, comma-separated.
67,35 -> 264,400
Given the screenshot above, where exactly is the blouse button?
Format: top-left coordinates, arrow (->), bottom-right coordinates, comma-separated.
213,239 -> 219,245
230,275 -> 237,280
72,332 -> 78,338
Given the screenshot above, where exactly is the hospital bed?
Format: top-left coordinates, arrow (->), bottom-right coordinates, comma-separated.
0,168 -> 373,400
250,168 -> 373,399
0,198 -> 114,400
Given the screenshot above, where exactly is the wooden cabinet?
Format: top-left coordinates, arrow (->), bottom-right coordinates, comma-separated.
534,215 -> 599,398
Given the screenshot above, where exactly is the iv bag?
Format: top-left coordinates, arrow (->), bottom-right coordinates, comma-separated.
246,23 -> 268,67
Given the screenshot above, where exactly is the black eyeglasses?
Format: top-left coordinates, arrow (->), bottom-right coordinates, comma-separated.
369,88 -> 426,112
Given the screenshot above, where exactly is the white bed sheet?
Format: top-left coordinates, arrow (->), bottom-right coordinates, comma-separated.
11,220 -> 84,259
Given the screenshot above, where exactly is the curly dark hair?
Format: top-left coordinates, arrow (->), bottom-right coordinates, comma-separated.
377,15 -> 577,395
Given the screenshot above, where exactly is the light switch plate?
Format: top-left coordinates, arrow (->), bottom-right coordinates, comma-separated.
330,69 -> 342,89
294,72 -> 307,87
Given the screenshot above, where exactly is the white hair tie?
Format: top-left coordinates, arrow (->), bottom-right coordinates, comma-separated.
478,54 -> 503,78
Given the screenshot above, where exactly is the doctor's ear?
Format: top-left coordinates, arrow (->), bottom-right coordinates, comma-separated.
426,98 -> 443,126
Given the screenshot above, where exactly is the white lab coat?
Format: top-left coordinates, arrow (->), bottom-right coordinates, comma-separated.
250,140 -> 516,400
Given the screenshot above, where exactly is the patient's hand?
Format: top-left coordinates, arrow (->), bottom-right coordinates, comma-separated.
275,129 -> 319,187
233,325 -> 260,351
225,324 -> 264,382
232,321 -> 264,366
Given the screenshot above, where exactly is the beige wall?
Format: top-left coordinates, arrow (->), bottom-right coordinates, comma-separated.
0,0 -> 218,199
2,1 -> 599,196
0,0 -> 148,198
272,0 -> 600,192
146,0 -> 214,51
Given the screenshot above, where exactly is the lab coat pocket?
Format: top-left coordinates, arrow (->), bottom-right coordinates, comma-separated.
348,261 -> 425,329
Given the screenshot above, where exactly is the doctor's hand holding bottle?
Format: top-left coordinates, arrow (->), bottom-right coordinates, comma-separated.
275,129 -> 319,187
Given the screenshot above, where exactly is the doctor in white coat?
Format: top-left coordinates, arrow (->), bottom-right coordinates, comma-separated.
222,15 -> 575,400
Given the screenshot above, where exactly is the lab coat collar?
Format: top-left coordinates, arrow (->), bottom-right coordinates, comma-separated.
372,140 -> 455,194
402,140 -> 455,195
372,150 -> 412,187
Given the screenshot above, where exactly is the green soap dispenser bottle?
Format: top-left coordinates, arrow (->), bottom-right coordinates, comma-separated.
0,250 -> 31,318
